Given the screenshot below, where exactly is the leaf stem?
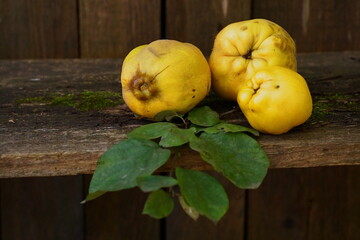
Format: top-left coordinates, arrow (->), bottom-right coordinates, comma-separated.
219,107 -> 238,118
169,150 -> 180,179
179,115 -> 189,129
168,150 -> 181,197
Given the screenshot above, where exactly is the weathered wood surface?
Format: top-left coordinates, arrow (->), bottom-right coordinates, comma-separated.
79,0 -> 161,58
247,166 -> 360,240
82,175 -> 161,240
0,52 -> 359,178
0,0 -> 79,59
166,0 -> 251,56
252,0 -> 360,52
1,176 -> 84,239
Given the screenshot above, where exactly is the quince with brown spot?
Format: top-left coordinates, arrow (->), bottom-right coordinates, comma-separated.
209,19 -> 297,101
121,40 -> 211,119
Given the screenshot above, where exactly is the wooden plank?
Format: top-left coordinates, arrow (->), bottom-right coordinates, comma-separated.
166,172 -> 245,240
0,176 -> 84,239
78,0 -> 163,233
79,0 -> 161,58
0,2 -> 81,240
246,4 -> 360,236
166,0 -> 251,56
83,175 -> 160,240
347,166 -> 360,239
0,0 -> 79,58
0,52 -> 359,178
246,166 -> 360,239
252,0 -> 360,52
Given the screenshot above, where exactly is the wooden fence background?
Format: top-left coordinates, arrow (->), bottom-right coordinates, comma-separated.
1,0 -> 359,239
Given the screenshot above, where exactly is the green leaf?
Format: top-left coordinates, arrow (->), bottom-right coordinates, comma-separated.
143,190 -> 174,219
154,110 -> 184,122
199,121 -> 259,136
81,191 -> 106,204
137,175 -> 178,192
159,127 -> 196,147
87,138 -> 171,198
187,106 -> 220,127
189,132 -> 269,189
178,195 -> 200,221
128,122 -> 196,147
176,167 -> 229,222
127,122 -> 176,140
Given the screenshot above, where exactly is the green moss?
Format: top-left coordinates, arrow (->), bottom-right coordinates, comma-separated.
310,101 -> 329,121
75,90 -> 123,111
16,96 -> 48,104
309,93 -> 359,122
50,94 -> 76,108
16,90 -> 124,111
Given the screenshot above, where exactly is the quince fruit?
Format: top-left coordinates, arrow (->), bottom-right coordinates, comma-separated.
237,66 -> 312,135
209,19 -> 297,101
121,40 -> 211,118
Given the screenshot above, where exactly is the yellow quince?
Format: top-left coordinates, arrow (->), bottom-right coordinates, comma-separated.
121,40 -> 211,119
209,19 -> 297,101
237,66 -> 312,135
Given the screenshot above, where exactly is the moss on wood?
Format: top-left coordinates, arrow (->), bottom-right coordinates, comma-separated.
16,90 -> 124,111
309,93 -> 359,122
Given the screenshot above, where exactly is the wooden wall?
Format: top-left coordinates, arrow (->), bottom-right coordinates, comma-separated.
1,0 -> 359,59
1,0 -> 359,239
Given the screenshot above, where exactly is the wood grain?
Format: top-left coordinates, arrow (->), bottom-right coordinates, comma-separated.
0,176 -> 84,240
252,0 -> 360,52
0,0 -> 79,59
166,0 -> 251,56
0,2 -> 80,240
0,52 -> 359,178
79,0 -> 161,58
83,175 -> 160,240
0,2 -> 359,239
246,166 -> 360,240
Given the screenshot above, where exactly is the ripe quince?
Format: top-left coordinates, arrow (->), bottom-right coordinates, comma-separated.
209,19 -> 297,101
121,40 -> 211,118
237,66 -> 312,135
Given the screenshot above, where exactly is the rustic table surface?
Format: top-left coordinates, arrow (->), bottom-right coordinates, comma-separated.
1,52 -> 359,178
